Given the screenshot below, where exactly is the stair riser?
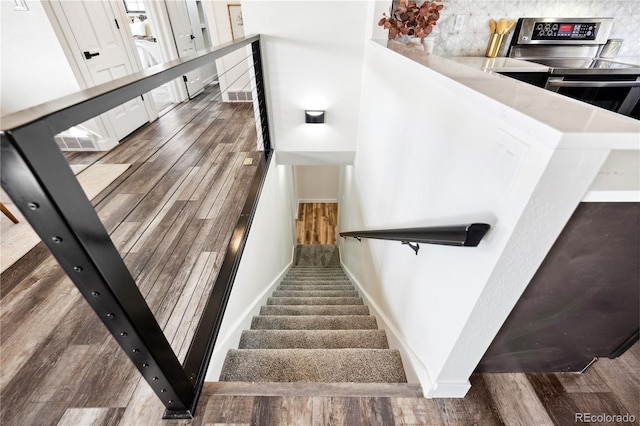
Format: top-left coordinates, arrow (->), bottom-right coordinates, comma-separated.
267,297 -> 363,306
271,290 -> 359,298
251,315 -> 377,330
260,305 -> 370,316
277,285 -> 355,291
280,280 -> 351,285
238,330 -> 390,349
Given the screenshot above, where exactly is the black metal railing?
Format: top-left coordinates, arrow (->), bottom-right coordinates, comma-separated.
1,35 -> 271,419
340,223 -> 491,254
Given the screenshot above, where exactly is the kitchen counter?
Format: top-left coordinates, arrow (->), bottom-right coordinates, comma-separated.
376,40 -> 640,149
445,56 -> 549,73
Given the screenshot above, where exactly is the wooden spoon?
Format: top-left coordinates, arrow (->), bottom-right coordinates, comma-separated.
506,19 -> 516,33
497,18 -> 507,35
489,19 -> 497,34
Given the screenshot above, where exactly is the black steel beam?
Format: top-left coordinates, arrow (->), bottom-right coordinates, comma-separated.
251,40 -> 271,151
1,34 -> 271,420
1,127 -> 195,413
340,223 -> 491,247
1,35 -> 260,134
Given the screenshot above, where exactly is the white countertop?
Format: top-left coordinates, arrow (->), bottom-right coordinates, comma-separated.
375,40 -> 640,146
583,150 -> 640,202
374,40 -> 640,202
446,56 -> 550,73
447,56 -> 640,73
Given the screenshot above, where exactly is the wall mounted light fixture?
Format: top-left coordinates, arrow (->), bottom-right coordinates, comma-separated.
305,110 -> 325,124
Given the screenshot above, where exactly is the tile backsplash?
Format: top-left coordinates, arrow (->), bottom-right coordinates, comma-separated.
429,0 -> 640,58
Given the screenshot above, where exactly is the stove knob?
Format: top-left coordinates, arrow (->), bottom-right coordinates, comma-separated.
587,30 -> 592,36
552,24 -> 558,30
536,24 -> 543,30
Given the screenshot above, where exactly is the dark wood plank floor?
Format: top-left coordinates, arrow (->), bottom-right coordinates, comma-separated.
161,345 -> 638,425
1,85 -> 638,425
0,86 -> 262,425
296,203 -> 338,245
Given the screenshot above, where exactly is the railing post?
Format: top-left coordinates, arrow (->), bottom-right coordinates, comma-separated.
251,40 -> 271,151
0,127 -> 196,418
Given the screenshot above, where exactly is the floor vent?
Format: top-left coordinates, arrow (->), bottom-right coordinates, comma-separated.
54,126 -> 102,151
55,134 -> 100,151
227,91 -> 253,102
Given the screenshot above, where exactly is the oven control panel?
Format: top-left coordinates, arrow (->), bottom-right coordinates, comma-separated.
513,18 -> 613,45
532,22 -> 599,40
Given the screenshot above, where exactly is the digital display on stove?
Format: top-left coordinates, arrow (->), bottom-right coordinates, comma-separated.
558,24 -> 573,34
532,21 -> 598,40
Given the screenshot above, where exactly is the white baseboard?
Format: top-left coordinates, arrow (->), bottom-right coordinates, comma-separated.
205,253 -> 293,381
340,261 -> 434,397
297,198 -> 338,204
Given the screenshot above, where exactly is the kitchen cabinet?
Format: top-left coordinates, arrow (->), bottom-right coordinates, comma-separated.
476,201 -> 639,372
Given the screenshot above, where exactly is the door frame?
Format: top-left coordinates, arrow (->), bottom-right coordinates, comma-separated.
42,0 -> 158,148
143,0 -> 189,103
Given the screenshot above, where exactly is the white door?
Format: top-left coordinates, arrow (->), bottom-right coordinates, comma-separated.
54,1 -> 150,140
165,0 -> 204,98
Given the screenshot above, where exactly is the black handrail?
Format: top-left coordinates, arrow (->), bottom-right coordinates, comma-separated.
340,223 -> 491,254
1,35 -> 271,420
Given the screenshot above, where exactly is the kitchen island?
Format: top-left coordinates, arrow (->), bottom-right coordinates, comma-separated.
356,40 -> 639,395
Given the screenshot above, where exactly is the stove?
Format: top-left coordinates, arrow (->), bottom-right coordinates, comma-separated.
506,17 -> 640,118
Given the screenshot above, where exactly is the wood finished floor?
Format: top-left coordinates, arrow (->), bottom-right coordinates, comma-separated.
1,86 -> 261,425
1,86 -> 639,425
296,203 -> 338,245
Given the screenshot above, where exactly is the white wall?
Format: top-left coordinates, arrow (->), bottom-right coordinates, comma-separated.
206,157 -> 296,380
241,1 -> 369,156
338,40 -> 610,396
202,1 -> 252,102
0,0 -> 80,116
295,165 -> 339,203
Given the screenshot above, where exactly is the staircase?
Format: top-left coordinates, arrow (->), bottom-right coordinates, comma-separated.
219,253 -> 408,384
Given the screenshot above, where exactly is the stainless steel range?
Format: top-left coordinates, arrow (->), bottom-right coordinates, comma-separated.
506,17 -> 640,119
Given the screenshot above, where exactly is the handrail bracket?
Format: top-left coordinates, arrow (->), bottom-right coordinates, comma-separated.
401,241 -> 420,255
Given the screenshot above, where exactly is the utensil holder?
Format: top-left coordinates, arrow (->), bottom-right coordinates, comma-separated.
485,33 -> 504,58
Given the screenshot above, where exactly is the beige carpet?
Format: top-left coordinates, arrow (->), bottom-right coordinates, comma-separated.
1,163 -> 130,273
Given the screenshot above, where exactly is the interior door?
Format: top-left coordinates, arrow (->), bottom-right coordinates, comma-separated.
56,1 -> 149,140
165,0 -> 204,98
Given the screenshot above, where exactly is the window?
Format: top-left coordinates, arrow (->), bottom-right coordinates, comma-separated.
123,0 -> 145,13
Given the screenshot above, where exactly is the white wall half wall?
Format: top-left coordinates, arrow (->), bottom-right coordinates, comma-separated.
241,1 -> 368,155
206,157 -> 296,380
339,41 -> 612,397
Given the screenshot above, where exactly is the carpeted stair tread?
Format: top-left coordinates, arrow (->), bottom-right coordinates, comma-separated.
220,251 -> 408,387
277,285 -> 355,291
219,349 -> 407,383
250,315 -> 377,330
267,297 -> 363,306
238,330 -> 389,349
260,305 -> 370,316
272,290 -> 359,298
281,277 -> 351,285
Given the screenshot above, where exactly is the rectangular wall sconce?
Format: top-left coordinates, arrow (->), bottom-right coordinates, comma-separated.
305,110 -> 325,123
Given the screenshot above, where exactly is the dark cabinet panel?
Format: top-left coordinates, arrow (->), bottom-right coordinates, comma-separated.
476,202 -> 639,373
